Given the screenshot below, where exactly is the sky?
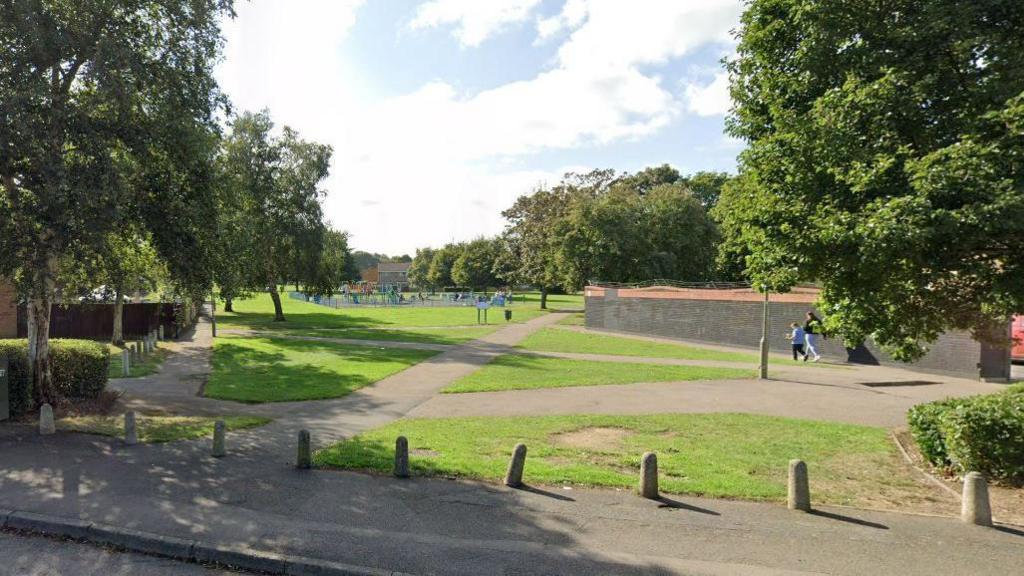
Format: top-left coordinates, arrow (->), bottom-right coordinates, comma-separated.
216,0 -> 745,256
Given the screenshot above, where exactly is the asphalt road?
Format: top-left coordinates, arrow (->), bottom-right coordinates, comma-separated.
0,530 -> 240,576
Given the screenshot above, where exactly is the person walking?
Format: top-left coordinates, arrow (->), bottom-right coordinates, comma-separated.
804,312 -> 823,362
787,322 -> 807,361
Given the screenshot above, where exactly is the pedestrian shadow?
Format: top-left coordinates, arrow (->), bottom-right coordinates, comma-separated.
809,509 -> 888,530
656,496 -> 720,516
516,484 -> 576,502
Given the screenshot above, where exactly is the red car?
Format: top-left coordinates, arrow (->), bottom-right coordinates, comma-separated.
1014,315 -> 1024,363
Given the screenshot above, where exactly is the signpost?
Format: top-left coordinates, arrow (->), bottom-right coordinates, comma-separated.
476,300 -> 490,324
0,356 -> 9,422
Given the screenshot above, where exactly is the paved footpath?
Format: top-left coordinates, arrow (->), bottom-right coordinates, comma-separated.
1,312 -> 1021,575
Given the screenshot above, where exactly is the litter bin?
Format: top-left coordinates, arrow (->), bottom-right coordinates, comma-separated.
504,309 -> 512,322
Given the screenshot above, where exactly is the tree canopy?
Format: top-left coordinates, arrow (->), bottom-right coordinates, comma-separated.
0,0 -> 233,402
718,0 -> 1024,359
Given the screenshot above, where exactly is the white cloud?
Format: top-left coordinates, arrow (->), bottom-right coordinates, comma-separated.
409,0 -> 543,47
684,71 -> 732,116
217,1 -> 744,254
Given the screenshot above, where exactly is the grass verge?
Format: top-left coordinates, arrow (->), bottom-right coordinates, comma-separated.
107,344 -> 169,378
58,414 -> 271,443
217,292 -> 548,338
442,354 -> 752,393
314,413 -> 933,504
245,325 -> 499,345
205,336 -> 438,403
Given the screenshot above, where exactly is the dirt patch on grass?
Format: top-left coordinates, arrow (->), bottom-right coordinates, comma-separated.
551,427 -> 634,451
411,448 -> 440,457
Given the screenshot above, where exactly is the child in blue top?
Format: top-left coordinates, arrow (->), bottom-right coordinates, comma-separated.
787,322 -> 807,361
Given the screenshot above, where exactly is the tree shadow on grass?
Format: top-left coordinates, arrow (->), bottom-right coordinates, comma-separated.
206,338 -> 437,403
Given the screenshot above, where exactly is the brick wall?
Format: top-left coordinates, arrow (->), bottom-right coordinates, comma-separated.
585,288 -> 1010,379
0,280 -> 16,338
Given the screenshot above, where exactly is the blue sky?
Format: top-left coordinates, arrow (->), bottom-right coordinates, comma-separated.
216,0 -> 745,255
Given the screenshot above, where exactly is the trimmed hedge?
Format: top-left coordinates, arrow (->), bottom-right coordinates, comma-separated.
0,339 -> 109,415
908,386 -> 1024,484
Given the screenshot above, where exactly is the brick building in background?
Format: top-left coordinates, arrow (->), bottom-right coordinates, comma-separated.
585,284 -> 1012,381
0,279 -> 16,338
377,262 -> 411,290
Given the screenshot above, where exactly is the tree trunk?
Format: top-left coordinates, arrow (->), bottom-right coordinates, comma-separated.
27,261 -> 56,405
269,287 -> 285,321
224,297 -> 233,312
540,287 -> 548,310
111,287 -> 124,344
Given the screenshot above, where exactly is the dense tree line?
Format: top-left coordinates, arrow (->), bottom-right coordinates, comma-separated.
407,165 -> 731,308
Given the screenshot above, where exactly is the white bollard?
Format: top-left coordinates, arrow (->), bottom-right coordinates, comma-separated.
961,472 -> 993,527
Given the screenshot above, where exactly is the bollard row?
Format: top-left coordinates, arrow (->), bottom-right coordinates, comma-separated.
282,432 -> 999,528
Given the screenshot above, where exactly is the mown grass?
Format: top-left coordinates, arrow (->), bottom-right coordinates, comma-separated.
314,413 -> 914,503
107,344 -> 169,378
205,335 -> 438,403
216,293 -> 547,344
442,354 -> 752,393
58,414 -> 271,443
557,313 -> 586,326
517,328 -> 764,362
244,325 -> 500,345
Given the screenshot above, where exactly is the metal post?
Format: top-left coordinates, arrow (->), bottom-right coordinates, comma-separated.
759,288 -> 770,380
210,294 -> 217,338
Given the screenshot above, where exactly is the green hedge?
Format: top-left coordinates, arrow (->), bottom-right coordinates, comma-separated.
908,386 -> 1024,484
0,339 -> 109,415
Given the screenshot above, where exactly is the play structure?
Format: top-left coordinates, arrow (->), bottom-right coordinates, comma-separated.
291,285 -> 516,309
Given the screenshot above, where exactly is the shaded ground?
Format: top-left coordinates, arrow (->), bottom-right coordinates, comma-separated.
0,530 -> 242,576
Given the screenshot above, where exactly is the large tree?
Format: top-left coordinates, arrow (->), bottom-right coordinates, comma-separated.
719,0 -> 1024,359
217,110 -> 331,321
0,0 -> 232,403
451,237 -> 501,290
425,243 -> 464,289
407,247 -> 436,291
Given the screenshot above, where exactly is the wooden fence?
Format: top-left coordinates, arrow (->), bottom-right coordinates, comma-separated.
16,302 -> 196,341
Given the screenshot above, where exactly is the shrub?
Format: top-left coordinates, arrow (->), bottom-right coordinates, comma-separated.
0,339 -> 109,415
0,340 -> 32,416
908,387 -> 1024,484
50,339 -> 109,399
940,393 -> 1024,484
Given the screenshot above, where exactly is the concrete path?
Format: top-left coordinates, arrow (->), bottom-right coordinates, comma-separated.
0,530 -> 241,576
0,425 -> 1021,576
5,310 -> 1020,575
409,361 -> 1004,427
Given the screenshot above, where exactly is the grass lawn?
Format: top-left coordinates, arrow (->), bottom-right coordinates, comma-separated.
515,291 -> 584,309
517,328 -> 765,363
58,414 -> 270,443
442,355 -> 752,393
217,293 -> 546,344
205,335 -> 438,403
249,325 -> 500,345
557,313 -> 585,326
314,413 -> 925,504
107,344 -> 169,378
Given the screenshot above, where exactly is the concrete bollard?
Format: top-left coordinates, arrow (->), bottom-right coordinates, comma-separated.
211,420 -> 226,458
158,325 -> 164,341
121,349 -> 131,377
788,459 -> 811,511
124,411 -> 138,446
39,403 -> 56,435
394,436 -> 410,478
639,452 -> 658,499
297,430 -> 311,469
504,443 -> 527,488
961,472 -> 993,527
151,331 -> 158,349
131,342 -> 139,361
137,340 -> 146,357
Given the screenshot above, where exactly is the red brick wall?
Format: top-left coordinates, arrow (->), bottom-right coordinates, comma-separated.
0,279 -> 16,338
